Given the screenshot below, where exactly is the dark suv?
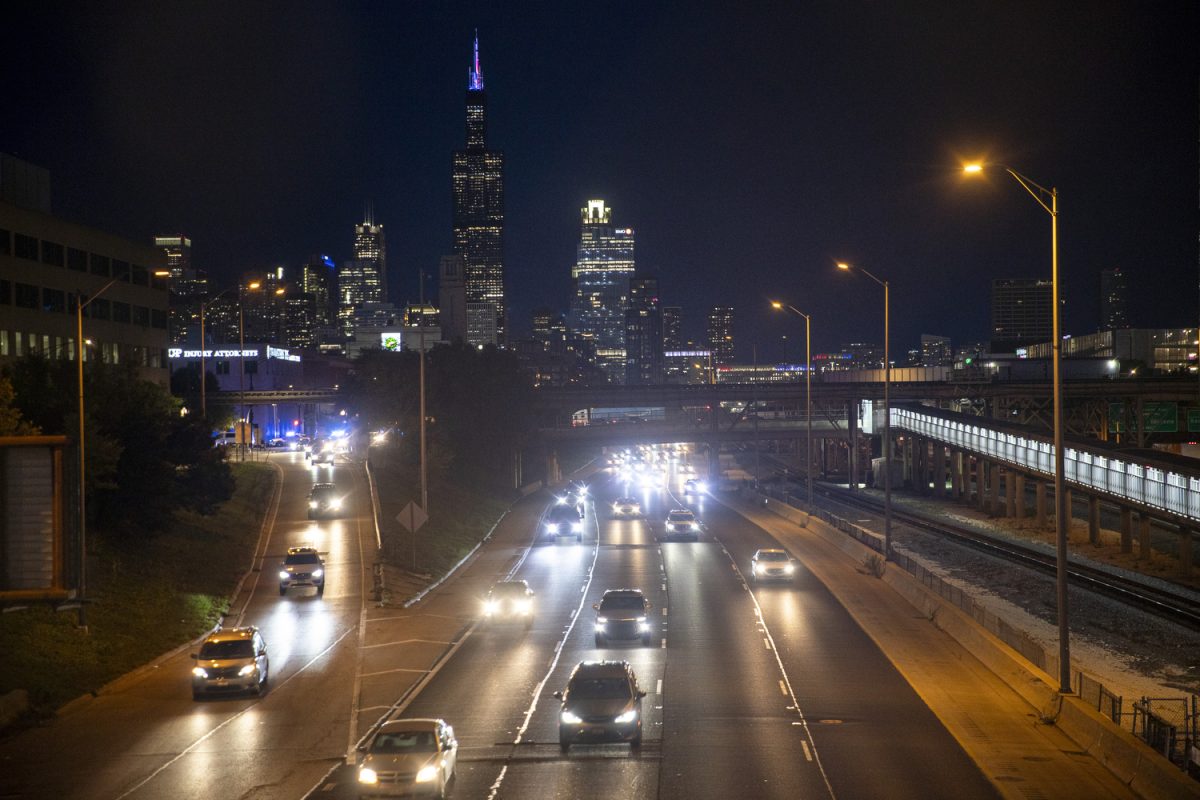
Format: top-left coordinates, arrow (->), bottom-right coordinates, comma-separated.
593,589 -> 652,646
307,483 -> 343,519
544,503 -> 585,542
553,660 -> 645,752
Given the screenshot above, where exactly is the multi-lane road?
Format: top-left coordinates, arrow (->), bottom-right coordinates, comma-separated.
0,448 -> 1001,798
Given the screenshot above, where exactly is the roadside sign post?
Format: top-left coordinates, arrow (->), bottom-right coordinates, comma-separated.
396,502 -> 428,571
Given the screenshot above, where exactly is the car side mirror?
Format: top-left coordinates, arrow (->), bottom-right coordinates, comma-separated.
592,603 -> 599,610
638,690 -> 647,698
190,653 -> 198,660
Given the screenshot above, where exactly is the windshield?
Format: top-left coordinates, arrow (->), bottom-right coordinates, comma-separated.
491,583 -> 526,598
668,513 -> 694,522
758,551 -> 788,562
548,507 -> 580,522
285,552 -> 321,565
569,677 -> 633,700
371,730 -> 437,753
600,595 -> 644,611
199,640 -> 254,659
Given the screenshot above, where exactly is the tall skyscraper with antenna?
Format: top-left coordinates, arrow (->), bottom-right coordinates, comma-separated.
338,205 -> 387,337
452,32 -> 506,346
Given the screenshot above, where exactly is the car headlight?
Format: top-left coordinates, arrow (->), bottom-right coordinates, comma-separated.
330,499 -> 342,509
784,563 -> 795,574
697,482 -> 708,491
309,501 -> 319,508
690,522 -> 700,530
556,496 -> 567,505
546,523 -> 559,534
279,570 -> 291,580
561,710 -> 582,724
311,568 -> 323,578
192,666 -> 209,678
415,765 -> 439,783
484,599 -> 498,615
571,522 -> 583,533
358,767 -> 378,785
614,709 -> 638,724
237,664 -> 257,677
516,599 -> 532,614
753,563 -> 763,573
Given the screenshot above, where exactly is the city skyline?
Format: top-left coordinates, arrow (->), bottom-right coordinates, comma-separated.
2,3 -> 1195,360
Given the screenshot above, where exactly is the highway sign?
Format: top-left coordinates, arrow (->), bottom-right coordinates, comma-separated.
396,502 -> 427,533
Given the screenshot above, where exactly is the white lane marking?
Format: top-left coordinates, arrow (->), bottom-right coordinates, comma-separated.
359,667 -> 431,678
802,740 -> 813,761
661,607 -> 668,616
779,680 -> 788,695
661,582 -> 666,590
764,638 -> 772,650
719,540 -> 837,799
660,638 -> 667,648
656,678 -> 663,695
117,625 -> 359,800
361,638 -> 453,649
487,516 -> 603,800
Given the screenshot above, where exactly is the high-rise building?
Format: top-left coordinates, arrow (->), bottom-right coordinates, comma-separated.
625,277 -> 663,385
991,279 -> 1052,352
570,199 -> 635,382
662,306 -> 682,351
532,307 -> 568,353
451,33 -> 505,346
1100,267 -> 1129,331
438,254 -> 467,343
920,334 -> 952,367
155,234 -> 208,345
706,306 -> 734,367
338,213 -> 387,337
302,255 -> 337,329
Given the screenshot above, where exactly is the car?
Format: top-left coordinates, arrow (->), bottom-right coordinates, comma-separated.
279,546 -> 326,595
357,717 -> 458,798
266,437 -> 286,448
683,478 -> 707,496
593,589 -> 652,646
483,579 -> 535,627
190,626 -> 269,699
663,509 -> 701,541
553,660 -> 646,752
556,482 -> 588,514
750,548 -> 797,582
611,497 -> 642,517
544,503 -> 585,542
311,444 -> 335,465
307,483 -> 344,519
679,463 -> 696,475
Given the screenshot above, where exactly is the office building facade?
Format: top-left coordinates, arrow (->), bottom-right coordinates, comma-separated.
1100,267 -> 1129,332
451,33 -> 505,346
570,199 -> 635,382
706,306 -> 734,367
625,277 -> 663,385
991,278 -> 1052,352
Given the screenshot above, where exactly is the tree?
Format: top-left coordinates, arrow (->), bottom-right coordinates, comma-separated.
0,375 -> 39,435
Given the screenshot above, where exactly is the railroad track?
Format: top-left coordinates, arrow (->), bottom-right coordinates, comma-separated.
802,480 -> 1200,631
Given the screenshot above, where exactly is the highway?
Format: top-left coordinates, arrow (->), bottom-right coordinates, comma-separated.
0,448 -> 998,799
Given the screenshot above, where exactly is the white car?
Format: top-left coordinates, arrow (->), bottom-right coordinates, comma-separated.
663,509 -> 700,540
750,548 -> 797,582
357,718 -> 457,798
611,497 -> 642,517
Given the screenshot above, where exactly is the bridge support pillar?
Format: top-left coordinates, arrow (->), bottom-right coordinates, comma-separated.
546,450 -> 561,485
919,439 -> 931,495
708,445 -> 721,483
847,401 -> 858,490
911,437 -> 923,494
1035,480 -> 1048,528
976,460 -> 987,512
1120,507 -> 1133,553
987,461 -> 1000,516
950,450 -> 962,499
1137,512 -> 1151,561
1088,495 -> 1101,546
1004,469 -> 1016,517
935,445 -> 949,497
1014,473 -> 1027,518
902,436 -> 913,488
1178,524 -> 1194,576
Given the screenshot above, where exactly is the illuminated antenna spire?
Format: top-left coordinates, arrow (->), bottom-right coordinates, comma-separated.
468,29 -> 484,91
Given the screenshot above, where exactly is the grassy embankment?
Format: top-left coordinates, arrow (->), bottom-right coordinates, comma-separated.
0,462 -> 276,718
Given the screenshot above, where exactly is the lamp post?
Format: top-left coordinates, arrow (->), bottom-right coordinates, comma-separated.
74,269 -> 169,628
964,161 -> 1070,694
770,301 -> 813,507
836,262 -> 891,560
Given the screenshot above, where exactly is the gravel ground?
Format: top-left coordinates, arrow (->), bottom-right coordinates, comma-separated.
815,484 -> 1200,701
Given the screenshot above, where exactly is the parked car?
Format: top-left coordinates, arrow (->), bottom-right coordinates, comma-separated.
750,548 -> 797,582
191,626 -> 269,699
593,589 -> 652,646
357,717 -> 458,798
553,660 -> 646,752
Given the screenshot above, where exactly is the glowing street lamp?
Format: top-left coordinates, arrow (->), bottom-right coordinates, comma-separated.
836,261 -> 891,561
770,301 -> 813,507
963,160 -> 1070,694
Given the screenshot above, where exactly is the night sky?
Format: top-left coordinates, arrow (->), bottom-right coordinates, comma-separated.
4,2 -> 1196,361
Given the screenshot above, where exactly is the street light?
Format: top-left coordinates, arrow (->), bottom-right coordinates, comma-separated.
963,160 -> 1070,694
74,269 -> 169,628
770,301 -> 813,507
836,261 -> 891,561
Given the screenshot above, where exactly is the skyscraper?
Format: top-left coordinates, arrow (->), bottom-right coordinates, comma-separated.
920,334 -> 952,367
451,32 -> 505,346
438,254 -> 468,343
570,199 -> 635,382
339,212 -> 387,336
991,279 -> 1052,352
706,306 -> 734,367
662,306 -> 682,351
155,234 -> 207,345
1100,267 -> 1129,331
625,277 -> 664,385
